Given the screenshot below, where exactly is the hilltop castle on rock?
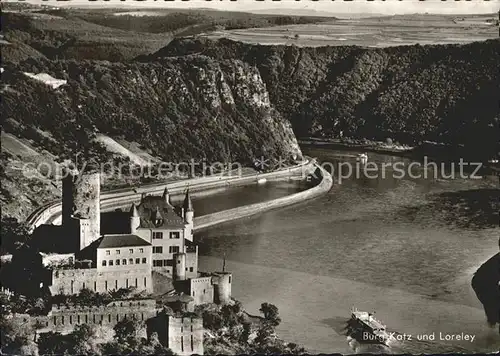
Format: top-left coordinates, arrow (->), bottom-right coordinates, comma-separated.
6,170 -> 234,355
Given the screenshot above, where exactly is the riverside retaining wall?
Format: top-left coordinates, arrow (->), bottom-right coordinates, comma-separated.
27,160 -> 313,230
193,164 -> 333,231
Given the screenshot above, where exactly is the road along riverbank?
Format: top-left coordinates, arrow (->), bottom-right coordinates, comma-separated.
194,163 -> 333,231
25,160 -> 314,230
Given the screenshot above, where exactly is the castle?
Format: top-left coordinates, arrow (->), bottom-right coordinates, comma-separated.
14,170 -> 235,355
35,170 -> 232,306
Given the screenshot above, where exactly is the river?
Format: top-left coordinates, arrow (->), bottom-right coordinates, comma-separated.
194,147 -> 500,354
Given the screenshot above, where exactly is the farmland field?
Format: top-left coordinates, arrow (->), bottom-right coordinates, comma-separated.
202,14 -> 498,47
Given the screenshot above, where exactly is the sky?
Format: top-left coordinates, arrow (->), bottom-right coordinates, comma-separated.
16,0 -> 500,15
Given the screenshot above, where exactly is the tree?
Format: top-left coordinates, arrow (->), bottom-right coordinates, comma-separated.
259,302 -> 281,327
0,217 -> 30,254
113,318 -> 142,345
71,324 -> 100,355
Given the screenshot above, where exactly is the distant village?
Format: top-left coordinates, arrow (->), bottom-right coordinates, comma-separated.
1,169 -> 234,355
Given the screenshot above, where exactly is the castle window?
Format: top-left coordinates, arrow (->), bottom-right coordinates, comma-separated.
106,250 -> 110,255
61,316 -> 65,325
203,289 -> 206,294
94,281 -> 96,291
77,315 -> 80,324
115,280 -> 118,289
129,249 -> 133,254
102,260 -> 107,266
142,258 -> 147,264
109,260 -> 113,266
181,336 -> 184,352
189,267 -> 194,272
126,279 -> 129,288
139,248 -> 144,253
144,277 -> 147,287
93,315 -> 96,324
153,246 -> 163,254
163,259 -> 169,266
70,315 -> 73,324
122,259 -> 127,265
229,276 -> 232,283
105,281 -> 108,290
135,278 -> 138,287
169,232 -> 180,239
85,315 -> 88,323
116,250 -> 120,255
116,260 -> 120,265
166,259 -> 174,266
192,291 -> 195,296
136,258 -> 140,264
53,316 -> 56,325
169,246 -> 180,254
153,260 -> 163,267
152,232 -> 163,239
108,314 -> 111,323
191,335 -> 194,351
129,258 -> 134,265
141,313 -> 144,321
82,282 -> 86,290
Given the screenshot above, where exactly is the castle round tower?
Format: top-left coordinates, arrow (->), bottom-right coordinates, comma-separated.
62,170 -> 101,250
214,272 -> 232,304
129,203 -> 140,234
174,253 -> 187,281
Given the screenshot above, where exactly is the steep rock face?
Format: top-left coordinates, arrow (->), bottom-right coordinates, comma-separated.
1,56 -> 302,221
149,38 -> 499,160
471,251 -> 500,332
2,56 -> 302,165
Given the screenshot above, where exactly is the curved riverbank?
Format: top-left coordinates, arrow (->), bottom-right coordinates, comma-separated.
25,160 -> 313,230
194,163 -> 333,231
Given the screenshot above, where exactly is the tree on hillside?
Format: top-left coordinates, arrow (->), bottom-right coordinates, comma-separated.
101,318 -> 174,355
0,217 -> 31,254
259,302 -> 281,327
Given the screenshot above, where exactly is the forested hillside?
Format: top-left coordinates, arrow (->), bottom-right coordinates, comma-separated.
149,38 -> 499,161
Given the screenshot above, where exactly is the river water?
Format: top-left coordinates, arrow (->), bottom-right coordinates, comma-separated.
195,147 -> 500,353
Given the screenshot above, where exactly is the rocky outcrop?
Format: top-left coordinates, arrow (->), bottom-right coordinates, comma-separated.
147,38 -> 499,161
471,240 -> 500,333
1,55 -> 302,221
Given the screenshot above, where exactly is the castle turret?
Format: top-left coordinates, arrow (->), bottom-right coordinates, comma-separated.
183,189 -> 194,225
174,253 -> 187,281
130,203 -> 140,233
62,170 -> 101,250
214,272 -> 232,305
162,186 -> 170,205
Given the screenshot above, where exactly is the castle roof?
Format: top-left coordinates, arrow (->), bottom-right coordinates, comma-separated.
97,234 -> 151,249
138,195 -> 185,228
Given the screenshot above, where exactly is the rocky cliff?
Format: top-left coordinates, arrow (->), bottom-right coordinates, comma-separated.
146,38 -> 499,161
1,56 -> 302,221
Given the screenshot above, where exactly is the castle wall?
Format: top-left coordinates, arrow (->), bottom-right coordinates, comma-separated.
50,268 -> 152,295
167,316 -> 204,356
96,245 -> 152,273
189,277 -> 214,305
35,299 -> 157,335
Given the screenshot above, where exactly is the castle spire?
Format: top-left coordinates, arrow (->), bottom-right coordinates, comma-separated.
183,189 -> 193,212
129,203 -> 139,217
162,186 -> 170,204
